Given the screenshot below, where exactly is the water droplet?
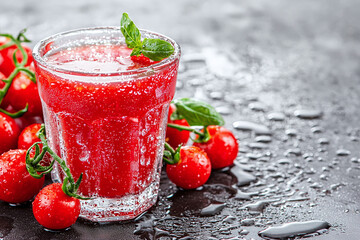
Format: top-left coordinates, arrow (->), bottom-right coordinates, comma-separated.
277,158 -> 292,165
223,215 -> 237,224
230,163 -> 257,186
249,102 -> 267,112
330,183 -> 344,191
285,129 -> 298,137
209,91 -> 224,100
311,126 -> 323,133
254,135 -> 272,143
267,112 -> 286,121
241,199 -> 279,212
248,142 -> 268,149
215,105 -> 232,115
284,148 -> 302,156
318,138 -> 330,145
200,203 -> 226,216
241,218 -> 255,226
310,182 -> 323,189
336,149 -> 351,156
258,220 -> 331,239
233,121 -> 271,135
294,109 -> 323,119
234,190 -> 258,200
239,229 -> 249,235
246,153 -> 262,160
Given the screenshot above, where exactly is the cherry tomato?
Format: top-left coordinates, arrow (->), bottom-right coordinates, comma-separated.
166,146 -> 211,189
18,123 -> 42,150
33,183 -> 81,230
2,65 -> 42,117
0,112 -> 20,154
17,123 -> 50,166
0,149 -> 44,203
166,104 -> 191,148
193,125 -> 238,169
128,54 -> 158,70
0,37 -> 33,77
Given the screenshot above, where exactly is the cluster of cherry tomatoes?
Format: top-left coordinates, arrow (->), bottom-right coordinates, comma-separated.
165,103 -> 239,190
0,34 -> 43,154
0,34 -> 82,230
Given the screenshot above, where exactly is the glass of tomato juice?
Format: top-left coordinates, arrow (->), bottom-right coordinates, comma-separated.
32,27 -> 180,222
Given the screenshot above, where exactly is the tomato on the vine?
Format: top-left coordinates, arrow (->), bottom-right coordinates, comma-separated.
2,65 -> 42,117
33,183 -> 81,230
193,125 -> 238,169
0,149 -> 44,203
166,104 -> 190,148
0,112 -> 20,154
18,123 -> 42,150
166,146 -> 211,189
0,37 -> 33,77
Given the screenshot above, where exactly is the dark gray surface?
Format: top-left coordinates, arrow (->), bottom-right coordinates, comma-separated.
1,0 -> 360,239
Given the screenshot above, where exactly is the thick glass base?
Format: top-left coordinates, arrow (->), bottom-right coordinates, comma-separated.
51,169 -> 160,223
79,182 -> 159,222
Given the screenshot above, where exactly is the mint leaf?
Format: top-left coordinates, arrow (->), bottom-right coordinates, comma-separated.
174,98 -> 225,126
120,13 -> 142,49
170,109 -> 184,121
120,13 -> 175,61
130,47 -> 142,57
141,38 -> 174,61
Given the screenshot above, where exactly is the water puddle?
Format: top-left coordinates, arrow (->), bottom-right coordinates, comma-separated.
258,220 -> 331,239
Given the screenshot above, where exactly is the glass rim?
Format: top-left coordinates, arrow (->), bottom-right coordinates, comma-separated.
32,26 -> 181,77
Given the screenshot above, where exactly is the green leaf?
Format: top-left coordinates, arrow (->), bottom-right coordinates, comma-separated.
120,13 -> 142,49
130,47 -> 142,57
141,38 -> 174,61
170,108 -> 184,121
174,98 -> 225,126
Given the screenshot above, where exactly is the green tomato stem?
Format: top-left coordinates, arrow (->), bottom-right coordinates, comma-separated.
0,31 -> 34,114
164,141 -> 176,155
167,123 -> 205,137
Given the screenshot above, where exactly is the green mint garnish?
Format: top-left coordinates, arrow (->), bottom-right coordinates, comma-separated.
173,98 -> 225,126
120,13 -> 175,61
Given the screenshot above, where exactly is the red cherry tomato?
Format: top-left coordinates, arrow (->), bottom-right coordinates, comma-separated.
0,149 -> 44,203
2,65 -> 42,117
33,183 -> 81,230
166,146 -> 211,189
0,37 -> 33,77
128,54 -> 158,70
18,123 -> 42,150
166,104 -> 191,148
0,112 -> 20,154
193,125 -> 238,169
17,123 -> 50,166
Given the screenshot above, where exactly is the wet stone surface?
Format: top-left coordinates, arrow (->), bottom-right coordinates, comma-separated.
1,0 -> 360,239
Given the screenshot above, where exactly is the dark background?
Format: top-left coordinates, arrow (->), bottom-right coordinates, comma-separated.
1,0 -> 360,239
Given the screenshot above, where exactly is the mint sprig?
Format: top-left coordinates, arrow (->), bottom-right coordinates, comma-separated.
120,13 -> 175,61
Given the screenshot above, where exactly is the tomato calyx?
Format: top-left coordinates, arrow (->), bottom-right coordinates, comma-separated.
0,30 -> 36,118
163,142 -> 182,165
26,124 -> 90,200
